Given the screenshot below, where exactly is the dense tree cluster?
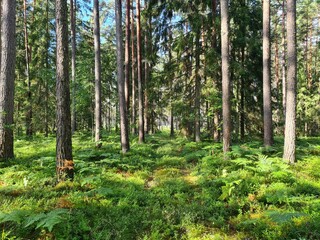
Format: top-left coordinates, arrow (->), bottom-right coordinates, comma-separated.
0,0 -> 319,178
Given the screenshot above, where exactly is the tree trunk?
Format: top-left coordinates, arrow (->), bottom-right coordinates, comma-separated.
263,0 -> 273,146
23,0 -> 33,137
115,0 -> 130,153
144,46 -> 149,135
70,0 -> 77,133
212,0 -> 220,142
131,4 -> 137,135
93,0 -> 102,145
0,0 -> 16,160
281,0 -> 286,122
240,48 -> 245,140
55,0 -> 73,180
144,13 -> 151,135
0,0 -> 2,69
136,0 -> 144,143
307,25 -> 312,90
169,24 -> 174,137
194,29 -> 201,142
283,0 -> 296,163
274,20 -> 280,124
45,0 -> 50,137
125,0 -> 130,113
221,0 -> 231,156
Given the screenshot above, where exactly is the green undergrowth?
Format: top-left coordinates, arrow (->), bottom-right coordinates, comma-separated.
0,132 -> 319,239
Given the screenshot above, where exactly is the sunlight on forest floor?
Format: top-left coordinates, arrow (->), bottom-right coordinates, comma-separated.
0,132 -> 320,239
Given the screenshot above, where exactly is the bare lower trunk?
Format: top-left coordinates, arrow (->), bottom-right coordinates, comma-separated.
24,0 -> 33,137
45,0 -> 49,137
168,22 -> 174,137
70,0 -> 77,133
283,0 -> 296,163
221,0 -> 231,156
136,0 -> 144,143
131,5 -> 137,135
263,0 -> 273,146
144,30 -> 149,134
213,113 -> 219,141
124,0 -> 130,113
116,0 -> 130,153
55,0 -> 73,180
212,0 -> 220,142
0,0 -> 2,68
240,70 -> 245,140
274,22 -> 280,88
274,21 -> 280,123
281,0 -> 286,122
0,0 -> 16,160
94,0 -> 102,145
194,29 -> 201,142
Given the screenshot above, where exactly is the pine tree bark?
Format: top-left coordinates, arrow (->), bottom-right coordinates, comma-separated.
194,29 -> 201,142
93,0 -> 102,145
281,0 -> 286,121
131,4 -> 137,135
144,38 -> 149,135
212,0 -> 220,142
136,0 -> 144,143
0,0 -> 16,160
23,0 -> 33,137
55,0 -> 73,180
221,0 -> 231,156
283,0 -> 296,163
115,0 -> 130,153
169,24 -> 174,137
70,0 -> 77,133
144,13 -> 152,134
263,0 -> 273,146
124,0 -> 130,113
240,48 -> 245,140
274,20 -> 280,102
0,0 -> 2,69
44,0 -> 49,137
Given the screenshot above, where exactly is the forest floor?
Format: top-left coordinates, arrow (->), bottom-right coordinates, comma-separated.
0,131 -> 320,239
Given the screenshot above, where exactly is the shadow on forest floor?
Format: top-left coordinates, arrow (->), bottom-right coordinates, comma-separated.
0,132 -> 320,239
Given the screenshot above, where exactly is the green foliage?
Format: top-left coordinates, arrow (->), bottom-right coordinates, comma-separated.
0,210 -> 29,224
0,134 -> 320,239
25,209 -> 68,232
0,209 -> 68,233
219,179 -> 242,200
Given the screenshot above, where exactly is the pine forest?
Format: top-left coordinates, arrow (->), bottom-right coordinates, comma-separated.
0,0 -> 320,239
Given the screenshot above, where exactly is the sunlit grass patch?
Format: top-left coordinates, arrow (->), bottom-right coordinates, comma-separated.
154,167 -> 184,179
156,155 -> 186,168
0,133 -> 319,239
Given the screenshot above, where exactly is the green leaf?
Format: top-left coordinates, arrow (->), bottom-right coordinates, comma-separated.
24,213 -> 46,228
0,210 -> 29,224
86,187 -> 114,198
35,209 -> 69,232
265,211 -> 307,224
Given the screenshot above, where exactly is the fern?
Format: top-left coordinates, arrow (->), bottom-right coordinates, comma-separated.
85,187 -> 114,198
265,210 -> 307,224
80,176 -> 102,187
35,209 -> 68,232
0,210 -> 29,224
232,158 -> 253,167
219,179 -> 242,200
0,209 -> 68,232
25,209 -> 69,232
24,213 -> 46,228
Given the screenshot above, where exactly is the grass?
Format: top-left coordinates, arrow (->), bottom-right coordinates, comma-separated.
0,131 -> 320,239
